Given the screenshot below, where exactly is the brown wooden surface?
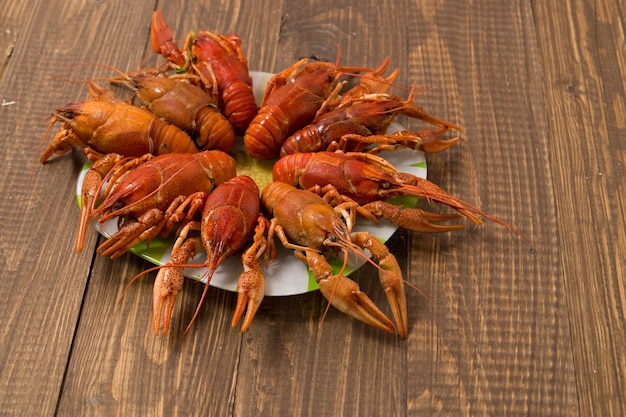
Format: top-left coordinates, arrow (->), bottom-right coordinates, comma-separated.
0,0 -> 624,416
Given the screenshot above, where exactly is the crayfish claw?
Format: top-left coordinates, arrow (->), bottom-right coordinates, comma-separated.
351,232 -> 408,338
152,237 -> 199,336
150,10 -> 187,69
231,263 -> 265,332
377,251 -> 408,339
402,103 -> 462,131
415,127 -> 460,153
76,153 -> 124,253
232,217 -> 268,331
362,201 -> 464,233
152,265 -> 184,336
306,251 -> 396,334
319,272 -> 396,335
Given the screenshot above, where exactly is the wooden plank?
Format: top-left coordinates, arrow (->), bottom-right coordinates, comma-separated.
404,1 -> 579,415
56,254 -> 244,416
533,1 -> 626,416
0,1 -> 31,72
0,1 -> 158,415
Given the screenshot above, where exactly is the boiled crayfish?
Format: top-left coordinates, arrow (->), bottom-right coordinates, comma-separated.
39,81 -> 199,164
145,175 -> 268,335
261,181 -> 408,338
84,151 -> 236,257
243,57 -> 393,159
113,72 -> 236,153
279,65 -> 461,156
272,151 -> 523,235
150,9 -> 258,134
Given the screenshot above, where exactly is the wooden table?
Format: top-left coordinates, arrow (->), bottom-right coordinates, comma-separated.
1,1 -> 624,416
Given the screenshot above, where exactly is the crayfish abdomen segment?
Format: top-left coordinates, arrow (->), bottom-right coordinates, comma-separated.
243,105 -> 290,159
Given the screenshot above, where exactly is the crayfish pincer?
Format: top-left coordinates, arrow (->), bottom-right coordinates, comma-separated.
261,181 -> 408,338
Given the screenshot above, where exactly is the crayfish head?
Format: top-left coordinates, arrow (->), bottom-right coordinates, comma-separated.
299,203 -> 350,250
128,73 -> 170,104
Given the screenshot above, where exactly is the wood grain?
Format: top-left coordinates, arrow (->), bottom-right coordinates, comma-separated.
0,0 -> 624,416
533,1 -> 626,416
401,2 -> 578,416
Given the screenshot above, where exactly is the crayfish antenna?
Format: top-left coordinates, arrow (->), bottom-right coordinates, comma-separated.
393,178 -> 529,240
183,267 -> 215,335
182,239 -> 230,335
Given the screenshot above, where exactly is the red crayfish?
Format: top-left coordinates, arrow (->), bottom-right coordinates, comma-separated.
260,181 -> 408,338
243,57 -> 392,160
280,94 -> 461,156
273,151 -> 520,234
279,64 -> 461,156
39,81 -> 199,164
150,10 -> 258,135
79,150 -> 236,256
145,175 -> 268,335
111,71 -> 236,153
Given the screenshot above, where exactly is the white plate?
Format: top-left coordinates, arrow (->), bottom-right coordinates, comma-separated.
76,71 -> 427,296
